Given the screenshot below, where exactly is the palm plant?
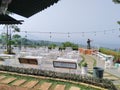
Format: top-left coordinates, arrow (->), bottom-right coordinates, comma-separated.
3,25 -> 20,54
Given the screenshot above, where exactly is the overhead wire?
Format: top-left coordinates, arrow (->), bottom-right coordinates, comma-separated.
20,28 -> 119,35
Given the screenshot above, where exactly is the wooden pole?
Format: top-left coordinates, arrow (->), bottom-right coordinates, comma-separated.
6,25 -> 9,53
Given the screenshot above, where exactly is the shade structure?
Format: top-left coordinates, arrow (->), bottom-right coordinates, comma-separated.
0,0 -> 60,18
0,14 -> 23,24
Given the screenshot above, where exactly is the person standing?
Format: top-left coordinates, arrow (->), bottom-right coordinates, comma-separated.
87,39 -> 91,49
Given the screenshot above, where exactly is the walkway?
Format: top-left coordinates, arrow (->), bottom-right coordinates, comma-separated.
0,71 -> 106,90
83,54 -> 120,89
82,54 -> 94,70
0,73 -> 80,90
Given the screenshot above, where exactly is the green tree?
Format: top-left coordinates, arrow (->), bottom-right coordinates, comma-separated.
61,42 -> 78,50
113,0 -> 120,24
3,25 -> 20,54
0,33 -> 7,47
117,21 -> 120,25
12,34 -> 21,47
48,43 -> 57,49
1,9 -> 21,54
113,0 -> 120,3
62,42 -> 72,47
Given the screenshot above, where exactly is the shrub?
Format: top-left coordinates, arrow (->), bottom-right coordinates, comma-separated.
82,62 -> 88,67
4,51 -> 16,55
0,57 -> 4,61
0,65 -> 117,90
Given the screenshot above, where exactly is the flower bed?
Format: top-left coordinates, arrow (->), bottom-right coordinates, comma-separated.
0,65 -> 117,90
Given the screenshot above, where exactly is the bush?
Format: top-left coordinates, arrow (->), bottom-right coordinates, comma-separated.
81,62 -> 88,67
0,65 -> 117,90
0,57 -> 4,61
99,48 -> 120,61
4,51 -> 16,55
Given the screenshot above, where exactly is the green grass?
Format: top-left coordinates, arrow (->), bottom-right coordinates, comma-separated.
88,55 -> 97,67
48,83 -> 57,90
78,55 -> 97,68
99,47 -> 120,60
65,84 -> 71,90
78,55 -> 85,68
116,85 -> 120,90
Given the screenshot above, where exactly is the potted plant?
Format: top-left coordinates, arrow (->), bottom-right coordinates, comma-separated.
81,62 -> 88,75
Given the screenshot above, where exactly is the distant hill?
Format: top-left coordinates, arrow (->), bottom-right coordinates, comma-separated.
22,38 -> 62,46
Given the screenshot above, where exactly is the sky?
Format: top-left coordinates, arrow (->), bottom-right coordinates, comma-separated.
1,0 -> 120,49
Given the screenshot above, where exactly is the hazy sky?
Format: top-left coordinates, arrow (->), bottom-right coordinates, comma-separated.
1,0 -> 120,48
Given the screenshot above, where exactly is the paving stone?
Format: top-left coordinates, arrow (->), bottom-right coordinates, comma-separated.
1,77 -> 16,84
22,80 -> 39,88
69,86 -> 80,90
112,80 -> 120,85
103,73 -> 111,77
0,84 -> 29,90
84,55 -> 94,69
104,76 -> 119,80
34,82 -> 52,90
12,79 -> 26,86
0,76 -> 6,80
88,55 -> 120,87
54,84 -> 65,90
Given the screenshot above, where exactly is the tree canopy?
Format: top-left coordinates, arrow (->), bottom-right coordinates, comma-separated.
113,0 -> 120,3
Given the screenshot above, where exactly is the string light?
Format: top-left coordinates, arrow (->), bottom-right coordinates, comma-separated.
20,28 -> 118,35
82,32 -> 84,37
94,32 -> 96,36
25,31 -> 27,38
49,32 -> 52,39
68,32 -> 70,38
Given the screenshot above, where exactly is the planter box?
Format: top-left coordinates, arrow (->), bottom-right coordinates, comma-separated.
81,67 -> 88,75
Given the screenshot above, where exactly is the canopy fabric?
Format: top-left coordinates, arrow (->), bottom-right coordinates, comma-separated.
0,14 -> 23,24
0,0 -> 60,18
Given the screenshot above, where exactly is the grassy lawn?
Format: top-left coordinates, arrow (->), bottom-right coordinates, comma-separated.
78,55 -> 85,68
78,54 -> 97,68
88,55 -> 97,67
